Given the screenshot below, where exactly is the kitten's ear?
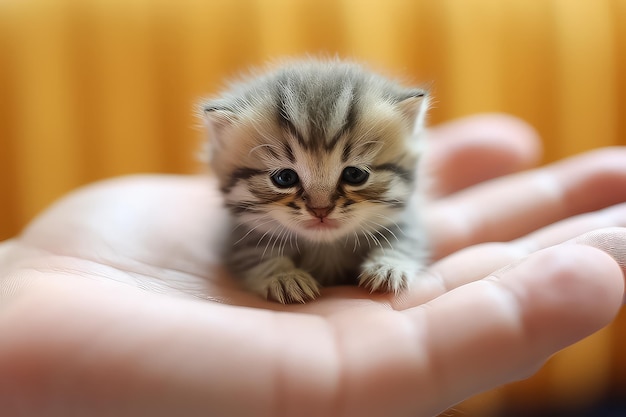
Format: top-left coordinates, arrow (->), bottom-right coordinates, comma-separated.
200,103 -> 239,155
396,89 -> 430,134
201,103 -> 238,132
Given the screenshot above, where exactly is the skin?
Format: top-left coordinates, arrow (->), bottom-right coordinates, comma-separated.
0,113 -> 625,417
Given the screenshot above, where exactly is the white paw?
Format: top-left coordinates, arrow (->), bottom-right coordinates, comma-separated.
358,260 -> 412,294
264,269 -> 320,304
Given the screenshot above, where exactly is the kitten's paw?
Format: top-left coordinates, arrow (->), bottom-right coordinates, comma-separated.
358,260 -> 412,294
265,270 -> 321,304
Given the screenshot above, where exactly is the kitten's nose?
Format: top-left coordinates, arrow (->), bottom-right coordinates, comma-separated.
307,205 -> 334,219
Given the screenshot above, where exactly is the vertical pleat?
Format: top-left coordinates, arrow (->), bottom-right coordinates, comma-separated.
73,0 -> 163,177
436,0 -> 508,116
4,1 -> 83,227
550,0 -> 618,155
0,6 -> 18,240
616,0 -> 626,148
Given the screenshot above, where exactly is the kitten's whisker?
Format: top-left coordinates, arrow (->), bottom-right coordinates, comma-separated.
256,231 -> 270,249
233,219 -> 275,246
287,229 -> 294,253
259,225 -> 280,259
279,227 -> 291,258
372,213 -> 400,225
294,230 -> 301,254
281,218 -> 303,255
369,231 -> 385,254
363,199 -> 397,206
249,143 -> 281,157
372,213 -> 408,237
366,219 -> 399,243
269,225 -> 287,258
287,218 -> 307,255
352,231 -> 360,253
257,207 -> 285,255
255,225 -> 275,248
273,226 -> 283,251
229,201 -> 268,214
351,122 -> 384,151
360,199 -> 385,207
267,226 -> 283,258
367,230 -> 382,248
351,138 -> 383,157
364,220 -> 398,253
361,224 -> 384,252
361,229 -> 373,249
280,218 -> 299,257
288,230 -> 297,255
374,227 -> 395,251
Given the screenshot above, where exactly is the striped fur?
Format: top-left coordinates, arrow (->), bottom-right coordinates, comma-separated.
201,58 -> 430,303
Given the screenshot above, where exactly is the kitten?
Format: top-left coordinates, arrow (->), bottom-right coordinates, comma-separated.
201,58 -> 430,304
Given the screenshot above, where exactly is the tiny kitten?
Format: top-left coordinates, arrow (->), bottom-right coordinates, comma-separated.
201,58 -> 430,304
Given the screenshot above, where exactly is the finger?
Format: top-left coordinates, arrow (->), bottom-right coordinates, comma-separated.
517,203 -> 626,253
428,148 -> 626,258
398,244 -> 623,416
393,223 -> 626,311
422,113 -> 542,198
572,228 -> 626,279
419,217 -> 626,304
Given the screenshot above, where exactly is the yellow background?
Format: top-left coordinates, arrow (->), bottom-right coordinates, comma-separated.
1,0 -> 625,415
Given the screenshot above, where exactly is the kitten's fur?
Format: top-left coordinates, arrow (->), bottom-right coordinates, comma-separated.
201,58 -> 429,303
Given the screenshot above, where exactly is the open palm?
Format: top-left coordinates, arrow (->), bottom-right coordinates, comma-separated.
1,114 -> 625,417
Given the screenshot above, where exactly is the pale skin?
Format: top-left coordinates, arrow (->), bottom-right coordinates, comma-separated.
1,114 -> 625,417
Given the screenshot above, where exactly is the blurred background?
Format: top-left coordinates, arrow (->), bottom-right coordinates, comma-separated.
1,0 -> 625,415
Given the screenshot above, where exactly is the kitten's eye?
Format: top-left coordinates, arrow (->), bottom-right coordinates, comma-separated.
271,169 -> 299,188
341,166 -> 369,185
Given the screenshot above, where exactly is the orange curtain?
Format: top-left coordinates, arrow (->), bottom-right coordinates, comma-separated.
1,1 -> 625,414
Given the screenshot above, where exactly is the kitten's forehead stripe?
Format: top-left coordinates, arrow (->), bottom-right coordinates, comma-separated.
341,142 -> 352,163
264,146 -> 279,160
273,68 -> 362,153
276,82 -> 309,150
283,142 -> 296,163
223,167 -> 265,193
325,90 -> 358,152
249,185 -> 295,204
372,163 -> 415,183
226,201 -> 264,214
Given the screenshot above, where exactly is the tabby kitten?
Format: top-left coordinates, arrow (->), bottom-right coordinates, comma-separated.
201,59 -> 430,304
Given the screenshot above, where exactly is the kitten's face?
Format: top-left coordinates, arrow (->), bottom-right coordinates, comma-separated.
203,60 -> 428,244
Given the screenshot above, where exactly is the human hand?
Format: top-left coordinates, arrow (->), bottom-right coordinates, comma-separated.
1,114 -> 624,417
